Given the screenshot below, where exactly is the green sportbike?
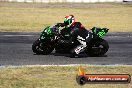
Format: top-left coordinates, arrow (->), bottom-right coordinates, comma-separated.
32,25 -> 109,57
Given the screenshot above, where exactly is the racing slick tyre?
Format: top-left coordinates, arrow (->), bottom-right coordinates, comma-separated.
32,39 -> 54,55
85,39 -> 109,57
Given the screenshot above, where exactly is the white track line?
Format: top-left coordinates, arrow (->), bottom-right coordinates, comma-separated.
0,64 -> 132,68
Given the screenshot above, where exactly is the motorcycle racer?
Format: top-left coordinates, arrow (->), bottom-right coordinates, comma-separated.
32,15 -> 109,57
56,15 -> 93,57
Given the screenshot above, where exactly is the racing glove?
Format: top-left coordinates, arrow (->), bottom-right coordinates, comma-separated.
56,23 -> 65,27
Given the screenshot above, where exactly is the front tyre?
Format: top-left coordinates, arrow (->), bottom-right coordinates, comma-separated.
32,39 -> 54,55
86,39 -> 109,57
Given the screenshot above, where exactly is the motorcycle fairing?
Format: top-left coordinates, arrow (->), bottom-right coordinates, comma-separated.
91,27 -> 109,38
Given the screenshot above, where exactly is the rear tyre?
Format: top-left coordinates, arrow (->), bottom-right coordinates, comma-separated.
86,39 -> 109,57
32,39 -> 54,55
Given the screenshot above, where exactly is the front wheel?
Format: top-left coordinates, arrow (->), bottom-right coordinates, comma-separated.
85,39 -> 109,57
32,39 -> 54,55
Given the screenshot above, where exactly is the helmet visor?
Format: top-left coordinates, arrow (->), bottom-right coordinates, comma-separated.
64,20 -> 69,25
64,18 -> 70,25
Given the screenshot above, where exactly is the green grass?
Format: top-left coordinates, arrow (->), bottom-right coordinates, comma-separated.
0,65 -> 132,88
0,2 -> 132,32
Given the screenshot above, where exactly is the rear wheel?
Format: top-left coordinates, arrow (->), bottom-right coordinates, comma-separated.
85,39 -> 109,56
32,39 -> 54,55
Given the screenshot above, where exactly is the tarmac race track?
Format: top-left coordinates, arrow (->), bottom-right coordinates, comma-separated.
0,32 -> 132,66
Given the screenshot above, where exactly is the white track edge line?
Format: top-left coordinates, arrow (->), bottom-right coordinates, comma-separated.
0,64 -> 132,68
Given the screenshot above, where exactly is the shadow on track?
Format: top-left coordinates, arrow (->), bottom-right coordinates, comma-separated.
33,52 -> 108,58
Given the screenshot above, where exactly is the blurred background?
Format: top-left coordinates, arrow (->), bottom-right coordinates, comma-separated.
0,0 -> 131,3
0,0 -> 132,32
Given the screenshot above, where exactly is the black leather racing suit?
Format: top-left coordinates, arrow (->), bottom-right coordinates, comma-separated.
60,22 -> 92,55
